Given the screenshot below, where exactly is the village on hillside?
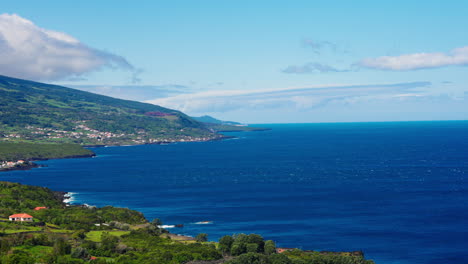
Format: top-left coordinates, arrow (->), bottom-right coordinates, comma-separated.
0,120 -> 221,146
0,159 -> 29,170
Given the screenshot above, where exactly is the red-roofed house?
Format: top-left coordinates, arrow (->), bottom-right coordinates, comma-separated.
277,248 -> 296,253
9,213 -> 33,222
34,206 -> 47,211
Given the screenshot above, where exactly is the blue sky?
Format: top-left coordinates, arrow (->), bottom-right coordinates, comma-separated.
1,1 -> 467,123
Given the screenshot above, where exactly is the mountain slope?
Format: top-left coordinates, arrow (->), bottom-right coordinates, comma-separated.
191,115 -> 271,133
0,75 -> 220,145
191,115 -> 242,125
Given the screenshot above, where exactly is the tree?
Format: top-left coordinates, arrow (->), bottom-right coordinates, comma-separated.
227,252 -> 269,264
230,243 -> 245,256
269,253 -> 292,264
246,243 -> 259,253
0,238 -> 11,253
247,234 -> 264,252
219,235 -> 234,254
196,233 -> 208,242
264,240 -> 277,255
5,249 -> 35,264
71,247 -> 89,259
72,230 -> 87,240
151,218 -> 162,226
100,232 -> 119,254
233,233 -> 249,244
53,238 -> 71,256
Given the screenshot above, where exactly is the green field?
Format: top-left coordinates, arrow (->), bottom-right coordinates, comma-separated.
0,142 -> 94,162
86,230 -> 131,242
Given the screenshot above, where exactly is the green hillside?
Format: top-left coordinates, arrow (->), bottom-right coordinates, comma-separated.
0,75 -> 221,146
0,182 -> 375,264
191,115 -> 241,125
0,142 -> 94,163
191,115 -> 271,132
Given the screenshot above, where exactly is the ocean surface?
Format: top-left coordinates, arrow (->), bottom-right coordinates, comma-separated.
2,121 -> 468,264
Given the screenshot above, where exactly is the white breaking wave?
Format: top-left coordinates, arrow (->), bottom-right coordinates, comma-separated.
63,192 -> 77,205
194,221 -> 213,225
158,225 -> 176,229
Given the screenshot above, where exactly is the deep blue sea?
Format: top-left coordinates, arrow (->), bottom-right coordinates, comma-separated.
2,121 -> 468,264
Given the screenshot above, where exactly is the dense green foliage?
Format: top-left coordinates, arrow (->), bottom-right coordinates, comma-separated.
33,206 -> 147,230
0,182 -> 64,216
0,142 -> 94,162
0,182 -> 145,229
0,182 -> 375,264
283,249 -> 376,264
0,75 -> 218,145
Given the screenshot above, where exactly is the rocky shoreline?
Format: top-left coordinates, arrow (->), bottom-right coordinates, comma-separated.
85,134 -> 236,148
0,161 -> 40,172
0,135 -> 235,174
0,153 -> 96,173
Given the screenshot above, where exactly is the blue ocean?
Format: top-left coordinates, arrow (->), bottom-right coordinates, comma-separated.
2,121 -> 468,264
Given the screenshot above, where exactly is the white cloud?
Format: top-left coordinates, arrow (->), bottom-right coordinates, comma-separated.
145,82 -> 431,115
0,13 -> 136,81
282,62 -> 349,74
358,46 -> 468,71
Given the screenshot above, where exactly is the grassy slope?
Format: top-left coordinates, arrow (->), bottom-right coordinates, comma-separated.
191,115 -> 241,125
0,142 -> 94,162
0,75 -> 216,145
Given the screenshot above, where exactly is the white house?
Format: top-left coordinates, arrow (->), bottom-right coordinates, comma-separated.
9,213 -> 33,222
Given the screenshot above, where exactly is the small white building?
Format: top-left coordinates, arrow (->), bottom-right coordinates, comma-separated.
9,213 -> 33,222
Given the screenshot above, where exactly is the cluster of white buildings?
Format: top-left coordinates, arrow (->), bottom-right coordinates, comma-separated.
3,122 -> 219,145
0,160 -> 26,169
20,124 -> 127,141
2,133 -> 22,139
74,124 -> 126,141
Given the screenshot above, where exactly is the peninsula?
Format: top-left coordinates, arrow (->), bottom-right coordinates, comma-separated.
0,74 -> 267,171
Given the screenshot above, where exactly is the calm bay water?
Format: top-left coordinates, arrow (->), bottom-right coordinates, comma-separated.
2,121 -> 468,264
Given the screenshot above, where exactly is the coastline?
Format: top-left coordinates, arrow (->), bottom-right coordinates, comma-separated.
0,153 -> 96,173
0,134 -> 237,173
215,127 -> 271,133
0,162 -> 40,172
56,189 -> 204,243
84,134 -> 236,148
3,181 -> 371,261
62,191 -> 77,205
0,128 -> 382,263
0,124 -> 270,174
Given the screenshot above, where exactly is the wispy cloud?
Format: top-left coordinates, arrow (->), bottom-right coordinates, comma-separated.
358,46 -> 468,71
302,39 -> 337,54
282,62 -> 349,74
71,84 -> 191,101
145,82 -> 431,114
0,13 -> 139,81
